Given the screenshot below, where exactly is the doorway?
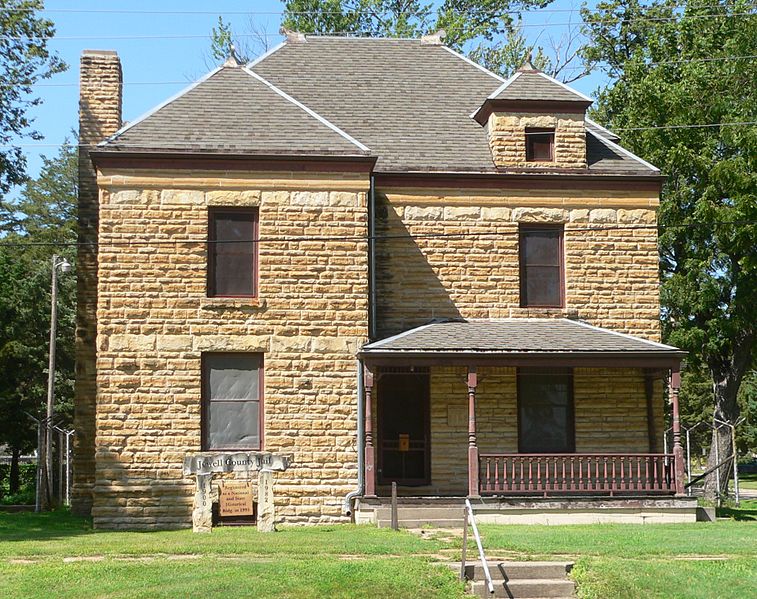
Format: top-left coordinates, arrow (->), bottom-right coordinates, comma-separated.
377,371 -> 430,486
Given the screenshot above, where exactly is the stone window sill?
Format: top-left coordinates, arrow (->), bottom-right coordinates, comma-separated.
200,297 -> 267,311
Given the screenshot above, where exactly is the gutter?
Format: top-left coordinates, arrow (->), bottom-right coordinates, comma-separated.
342,360 -> 365,516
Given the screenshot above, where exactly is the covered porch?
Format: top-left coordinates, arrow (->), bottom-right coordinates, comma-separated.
358,319 -> 688,501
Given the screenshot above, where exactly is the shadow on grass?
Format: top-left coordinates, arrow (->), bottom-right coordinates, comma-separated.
0,509 -> 95,543
717,498 -> 757,521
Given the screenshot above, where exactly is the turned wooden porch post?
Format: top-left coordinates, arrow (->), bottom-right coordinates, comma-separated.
364,366 -> 376,498
467,367 -> 480,498
669,368 -> 686,495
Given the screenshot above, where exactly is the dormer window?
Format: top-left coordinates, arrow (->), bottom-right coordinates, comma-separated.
526,128 -> 555,162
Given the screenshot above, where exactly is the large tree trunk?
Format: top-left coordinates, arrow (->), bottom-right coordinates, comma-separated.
9,447 -> 20,495
702,356 -> 746,500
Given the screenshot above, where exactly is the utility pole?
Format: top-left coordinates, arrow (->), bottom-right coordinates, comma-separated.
45,254 -> 71,507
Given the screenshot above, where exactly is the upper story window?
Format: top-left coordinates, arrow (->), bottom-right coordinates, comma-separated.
208,208 -> 258,297
519,225 -> 564,307
202,353 -> 263,450
526,128 -> 555,162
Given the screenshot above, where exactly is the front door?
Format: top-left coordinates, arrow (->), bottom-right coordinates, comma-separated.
378,372 -> 430,485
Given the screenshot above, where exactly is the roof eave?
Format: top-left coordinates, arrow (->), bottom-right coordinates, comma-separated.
359,349 -> 687,368
90,150 -> 378,173
473,98 -> 594,126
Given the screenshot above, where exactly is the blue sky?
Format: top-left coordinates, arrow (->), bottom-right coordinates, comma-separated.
21,0 -> 605,178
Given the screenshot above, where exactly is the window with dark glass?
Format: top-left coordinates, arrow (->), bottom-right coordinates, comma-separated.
526,128 -> 555,162
208,209 -> 258,297
519,225 -> 564,307
202,353 -> 262,450
518,368 -> 574,453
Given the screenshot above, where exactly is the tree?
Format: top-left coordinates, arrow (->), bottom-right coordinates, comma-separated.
581,0 -> 757,498
0,142 -> 76,496
0,0 -> 66,224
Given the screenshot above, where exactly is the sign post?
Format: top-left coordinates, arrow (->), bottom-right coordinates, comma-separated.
183,452 -> 291,533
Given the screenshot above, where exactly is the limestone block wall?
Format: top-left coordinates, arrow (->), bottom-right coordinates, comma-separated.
375,187 -> 661,342
488,112 -> 586,168
375,366 -> 663,495
93,169 -> 369,529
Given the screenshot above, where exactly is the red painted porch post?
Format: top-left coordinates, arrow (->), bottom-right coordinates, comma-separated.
364,366 -> 377,498
670,369 -> 686,495
467,367 -> 480,498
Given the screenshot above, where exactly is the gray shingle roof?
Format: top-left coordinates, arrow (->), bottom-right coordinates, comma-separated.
362,319 -> 682,354
100,66 -> 369,156
489,70 -> 591,103
253,37 -> 501,173
100,36 -> 658,176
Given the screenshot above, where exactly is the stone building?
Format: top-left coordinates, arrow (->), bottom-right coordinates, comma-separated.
74,33 -> 692,530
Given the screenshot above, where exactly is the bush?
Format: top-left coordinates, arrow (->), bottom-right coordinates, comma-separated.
0,462 -> 37,504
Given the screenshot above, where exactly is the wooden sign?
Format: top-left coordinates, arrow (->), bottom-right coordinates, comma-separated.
219,481 -> 254,517
398,433 -> 410,452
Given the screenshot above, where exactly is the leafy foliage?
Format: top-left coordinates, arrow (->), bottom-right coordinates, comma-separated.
0,0 -> 66,221
0,142 -> 76,488
582,0 -> 756,492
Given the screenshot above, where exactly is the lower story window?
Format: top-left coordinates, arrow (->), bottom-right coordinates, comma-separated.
518,368 -> 574,453
202,353 -> 262,450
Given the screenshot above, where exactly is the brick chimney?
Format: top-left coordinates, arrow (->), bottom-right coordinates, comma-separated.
73,50 -> 122,516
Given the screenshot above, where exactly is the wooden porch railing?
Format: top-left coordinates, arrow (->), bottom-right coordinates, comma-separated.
479,453 -> 676,496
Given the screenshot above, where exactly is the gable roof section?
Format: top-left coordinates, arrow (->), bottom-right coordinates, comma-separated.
362,319 -> 683,355
98,65 -> 370,156
490,70 -> 591,103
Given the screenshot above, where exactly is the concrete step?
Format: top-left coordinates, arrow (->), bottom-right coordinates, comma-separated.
471,578 -> 575,598
376,518 -> 463,529
463,561 -> 573,581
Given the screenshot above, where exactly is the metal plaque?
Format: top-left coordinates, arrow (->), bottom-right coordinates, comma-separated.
398,433 -> 410,452
219,481 -> 254,517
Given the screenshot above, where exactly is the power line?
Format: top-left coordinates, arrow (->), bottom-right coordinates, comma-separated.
2,2 -> 751,16
0,221 -> 754,249
1,10 -> 754,41
613,121 -> 757,131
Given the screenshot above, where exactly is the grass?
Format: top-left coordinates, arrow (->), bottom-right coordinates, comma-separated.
736,472 -> 757,490
0,511 -> 464,599
2,502 -> 756,598
475,499 -> 757,598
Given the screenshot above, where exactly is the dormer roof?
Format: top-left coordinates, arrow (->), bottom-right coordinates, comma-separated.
472,67 -> 593,125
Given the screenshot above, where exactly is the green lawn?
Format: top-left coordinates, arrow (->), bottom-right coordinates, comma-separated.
737,472 -> 757,490
2,503 -> 756,599
475,500 -> 757,599
0,512 -> 464,599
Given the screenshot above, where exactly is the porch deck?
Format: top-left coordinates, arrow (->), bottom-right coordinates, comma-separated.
355,494 -> 698,527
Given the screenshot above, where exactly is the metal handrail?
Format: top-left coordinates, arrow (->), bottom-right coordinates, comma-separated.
461,498 -> 494,595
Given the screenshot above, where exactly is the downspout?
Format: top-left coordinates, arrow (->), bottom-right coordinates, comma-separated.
342,173 -> 376,516
342,360 -> 365,516
368,174 -> 377,341
343,175 -> 375,516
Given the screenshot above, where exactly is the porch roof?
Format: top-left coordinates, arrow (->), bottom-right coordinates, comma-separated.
360,319 -> 686,368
